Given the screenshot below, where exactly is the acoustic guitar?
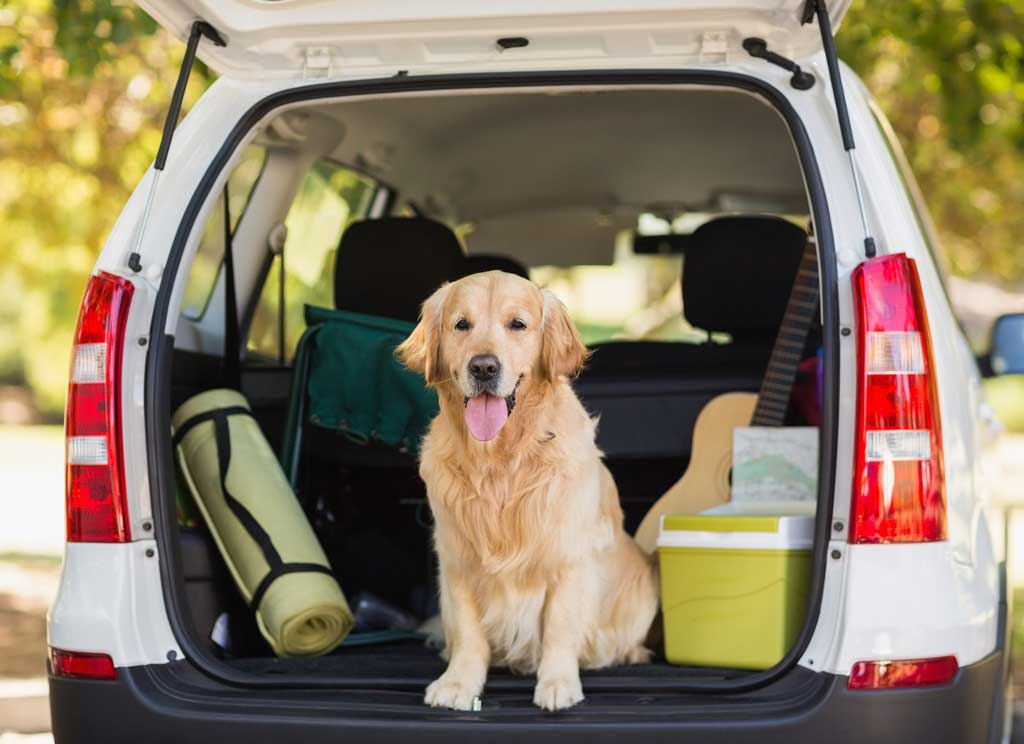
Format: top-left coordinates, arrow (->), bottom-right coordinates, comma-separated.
634,235 -> 820,553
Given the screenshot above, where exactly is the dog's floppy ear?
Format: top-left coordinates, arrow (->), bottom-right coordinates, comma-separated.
397,283 -> 450,385
540,289 -> 589,381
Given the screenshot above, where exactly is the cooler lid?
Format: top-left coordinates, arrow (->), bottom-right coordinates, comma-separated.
657,514 -> 814,550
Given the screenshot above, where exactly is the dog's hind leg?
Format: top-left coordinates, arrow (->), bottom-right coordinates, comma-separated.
624,645 -> 654,665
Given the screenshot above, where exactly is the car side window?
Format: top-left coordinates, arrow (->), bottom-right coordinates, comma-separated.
180,145 -> 267,319
246,160 -> 377,363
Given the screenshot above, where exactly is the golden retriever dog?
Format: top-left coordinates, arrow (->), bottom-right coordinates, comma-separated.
397,270 -> 659,712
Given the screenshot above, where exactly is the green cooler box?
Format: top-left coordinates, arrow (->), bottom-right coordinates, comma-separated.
657,513 -> 813,670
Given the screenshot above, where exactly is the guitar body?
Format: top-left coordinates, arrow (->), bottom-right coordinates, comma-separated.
634,392 -> 757,554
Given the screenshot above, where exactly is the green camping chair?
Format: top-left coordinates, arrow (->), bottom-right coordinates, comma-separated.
280,304 -> 438,490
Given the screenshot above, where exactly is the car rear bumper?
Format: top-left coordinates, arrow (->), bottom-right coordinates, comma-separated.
49,645 -> 1007,744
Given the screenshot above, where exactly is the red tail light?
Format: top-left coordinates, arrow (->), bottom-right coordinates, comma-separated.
65,272 -> 134,543
850,254 -> 945,543
848,655 -> 958,690
49,648 -> 117,680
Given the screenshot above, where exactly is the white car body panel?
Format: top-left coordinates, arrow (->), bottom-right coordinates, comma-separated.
135,0 -> 852,78
841,541 -> 997,668
51,17 -> 1002,683
48,542 -> 182,666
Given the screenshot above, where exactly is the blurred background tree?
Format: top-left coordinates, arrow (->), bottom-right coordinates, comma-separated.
0,0 -> 210,419
839,0 -> 1024,281
0,0 -> 1022,420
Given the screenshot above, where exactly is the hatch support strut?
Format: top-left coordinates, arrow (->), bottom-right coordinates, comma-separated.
128,21 -> 226,274
801,0 -> 876,258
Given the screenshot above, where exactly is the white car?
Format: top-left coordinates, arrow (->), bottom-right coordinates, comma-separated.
47,1 -> 1017,742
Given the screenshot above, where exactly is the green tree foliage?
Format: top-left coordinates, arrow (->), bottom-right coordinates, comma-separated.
839,0 -> 1024,280
0,1 -> 1021,416
0,1 -> 209,417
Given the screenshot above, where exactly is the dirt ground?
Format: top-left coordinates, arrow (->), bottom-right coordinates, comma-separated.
0,557 -> 60,679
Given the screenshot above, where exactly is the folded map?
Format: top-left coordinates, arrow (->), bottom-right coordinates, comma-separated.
732,427 -> 818,504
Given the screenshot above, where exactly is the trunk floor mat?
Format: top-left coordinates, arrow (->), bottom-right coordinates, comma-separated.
229,639 -> 745,688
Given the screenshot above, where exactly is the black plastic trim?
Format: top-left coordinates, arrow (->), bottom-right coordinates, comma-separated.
145,69 -> 839,693
988,560 -> 1011,744
51,584 -> 1008,740
742,38 -> 815,90
49,648 -> 1005,743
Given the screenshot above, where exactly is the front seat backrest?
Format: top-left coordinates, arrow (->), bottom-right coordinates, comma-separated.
682,216 -> 808,342
334,217 -> 465,323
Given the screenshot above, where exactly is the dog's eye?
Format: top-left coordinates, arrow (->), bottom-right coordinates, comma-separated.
509,318 -> 527,331
454,318 -> 471,331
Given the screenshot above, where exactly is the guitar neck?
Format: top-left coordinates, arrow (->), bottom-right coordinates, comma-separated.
751,236 -> 820,427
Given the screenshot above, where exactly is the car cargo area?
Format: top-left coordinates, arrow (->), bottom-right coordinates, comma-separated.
164,83 -> 830,695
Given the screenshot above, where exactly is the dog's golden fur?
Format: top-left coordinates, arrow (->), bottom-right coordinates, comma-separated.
397,270 -> 659,711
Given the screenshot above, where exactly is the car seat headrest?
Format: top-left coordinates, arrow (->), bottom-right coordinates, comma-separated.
681,216 -> 809,338
334,217 -> 465,323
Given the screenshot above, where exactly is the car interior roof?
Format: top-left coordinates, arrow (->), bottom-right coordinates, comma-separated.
265,86 -> 808,267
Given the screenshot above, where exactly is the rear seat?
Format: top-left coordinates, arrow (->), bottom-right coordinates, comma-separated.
294,217 -> 466,470
334,218 -> 529,317
317,214 -> 811,463
677,216 -> 808,366
576,216 -> 811,460
334,216 -> 465,322
462,253 -> 530,279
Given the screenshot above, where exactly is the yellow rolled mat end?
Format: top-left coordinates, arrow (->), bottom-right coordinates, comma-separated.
173,389 -> 353,657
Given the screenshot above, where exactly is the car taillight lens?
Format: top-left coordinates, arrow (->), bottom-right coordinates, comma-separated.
65,272 -> 134,543
848,655 -> 958,690
49,648 -> 117,680
850,254 -> 945,543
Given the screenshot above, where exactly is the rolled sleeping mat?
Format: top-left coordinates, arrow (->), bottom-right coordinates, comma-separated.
173,389 -> 353,657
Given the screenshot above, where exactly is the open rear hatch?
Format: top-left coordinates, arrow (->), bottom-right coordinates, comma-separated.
135,0 -> 852,78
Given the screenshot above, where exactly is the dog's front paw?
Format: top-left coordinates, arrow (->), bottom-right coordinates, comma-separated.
533,676 -> 584,711
424,674 -> 481,710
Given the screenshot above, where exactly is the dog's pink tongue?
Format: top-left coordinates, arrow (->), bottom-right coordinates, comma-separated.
464,394 -> 508,441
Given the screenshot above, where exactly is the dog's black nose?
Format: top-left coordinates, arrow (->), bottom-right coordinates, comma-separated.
469,354 -> 501,382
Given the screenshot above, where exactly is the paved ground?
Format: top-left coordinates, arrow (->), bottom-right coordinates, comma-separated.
0,427 -> 63,557
0,427 -> 71,740
0,679 -> 50,739
0,560 -> 57,739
